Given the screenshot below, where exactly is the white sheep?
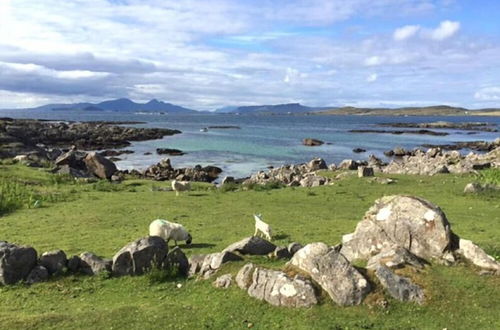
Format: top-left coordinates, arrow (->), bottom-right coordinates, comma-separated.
171,180 -> 191,196
253,214 -> 273,241
149,219 -> 192,246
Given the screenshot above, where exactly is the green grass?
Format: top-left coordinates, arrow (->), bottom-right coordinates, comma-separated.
0,164 -> 499,329
476,168 -> 500,186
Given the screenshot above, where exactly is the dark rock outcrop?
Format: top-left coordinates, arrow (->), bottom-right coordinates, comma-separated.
375,265 -> 425,303
0,241 -> 37,285
223,236 -> 277,256
302,138 -> 324,146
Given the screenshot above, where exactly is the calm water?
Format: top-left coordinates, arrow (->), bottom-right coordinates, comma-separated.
1,109 -> 499,178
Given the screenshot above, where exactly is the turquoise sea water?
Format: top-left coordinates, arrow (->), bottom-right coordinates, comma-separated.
1,109 -> 499,178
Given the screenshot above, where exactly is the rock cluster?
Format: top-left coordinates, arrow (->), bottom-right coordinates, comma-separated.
53,149 -> 118,179
243,158 -> 331,187
138,158 -> 222,182
382,146 -> 499,175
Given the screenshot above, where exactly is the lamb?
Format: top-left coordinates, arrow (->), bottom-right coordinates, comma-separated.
171,180 -> 191,196
149,219 -> 192,246
253,214 -> 273,241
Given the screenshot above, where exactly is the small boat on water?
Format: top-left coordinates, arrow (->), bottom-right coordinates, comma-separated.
200,127 -> 208,132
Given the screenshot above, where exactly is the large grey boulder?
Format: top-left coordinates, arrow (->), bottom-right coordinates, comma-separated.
112,236 -> 168,276
292,249 -> 371,306
0,241 -> 38,285
367,246 -> 425,270
39,250 -> 67,275
26,265 -> 49,284
84,151 -> 117,179
166,246 -> 189,277
357,166 -> 374,178
79,252 -> 112,275
247,267 -> 318,308
457,239 -> 500,272
375,266 -> 425,304
341,195 -> 452,262
223,236 -> 277,256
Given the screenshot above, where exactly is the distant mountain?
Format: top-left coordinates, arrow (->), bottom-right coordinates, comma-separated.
216,103 -> 327,114
24,98 -> 197,113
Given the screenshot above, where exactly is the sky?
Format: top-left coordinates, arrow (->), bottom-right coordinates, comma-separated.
0,0 -> 500,110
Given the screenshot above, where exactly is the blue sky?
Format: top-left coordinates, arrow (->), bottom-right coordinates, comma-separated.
0,0 -> 499,110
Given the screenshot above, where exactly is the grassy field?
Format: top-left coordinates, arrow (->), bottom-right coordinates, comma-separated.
0,164 -> 499,329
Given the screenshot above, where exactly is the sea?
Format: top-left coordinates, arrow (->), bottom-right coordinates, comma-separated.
1,109 -> 499,179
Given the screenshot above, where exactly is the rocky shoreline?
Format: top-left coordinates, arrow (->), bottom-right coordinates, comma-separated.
378,121 -> 498,132
0,118 -> 180,158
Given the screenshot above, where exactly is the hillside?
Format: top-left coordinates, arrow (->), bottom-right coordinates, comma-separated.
216,103 -> 326,114
315,105 -> 500,116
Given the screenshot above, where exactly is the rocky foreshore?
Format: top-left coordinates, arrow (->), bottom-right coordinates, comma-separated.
0,118 -> 180,158
378,121 -> 498,132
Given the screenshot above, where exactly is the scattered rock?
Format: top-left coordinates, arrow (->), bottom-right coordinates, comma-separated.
236,263 -> 257,290
247,267 -> 318,308
287,242 -> 303,256
303,138 -> 324,146
223,236 -> 277,256
350,129 -> 448,136
156,148 -> 185,156
39,250 -> 67,275
358,166 -> 374,177
79,252 -> 112,275
213,274 -> 232,289
191,251 -> 243,278
339,159 -> 359,170
0,241 -> 38,285
67,255 -> 82,273
166,246 -> 189,277
353,148 -> 366,153
270,246 -> 292,260
375,265 -> 425,304
112,236 -> 168,276
306,158 -> 328,171
457,239 -> 500,271
26,265 -> 49,285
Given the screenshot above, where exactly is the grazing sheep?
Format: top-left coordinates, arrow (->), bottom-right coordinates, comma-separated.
253,214 -> 273,241
149,219 -> 192,246
171,180 -> 191,196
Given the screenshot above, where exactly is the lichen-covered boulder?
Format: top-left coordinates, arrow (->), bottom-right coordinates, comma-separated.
190,251 -> 243,278
292,250 -> 371,306
0,241 -> 37,285
223,236 -> 277,256
341,195 -> 452,262
375,265 -> 425,304
288,242 -> 331,272
247,267 -> 318,308
112,236 -> 168,276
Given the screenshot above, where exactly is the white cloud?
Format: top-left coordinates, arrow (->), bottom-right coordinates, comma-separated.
364,56 -> 384,66
474,87 -> 500,101
366,73 -> 378,82
393,25 -> 421,41
429,20 -> 460,40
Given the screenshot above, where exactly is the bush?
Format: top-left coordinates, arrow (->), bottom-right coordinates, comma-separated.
219,182 -> 240,192
476,168 -> 500,186
243,181 -> 285,191
0,181 -> 40,215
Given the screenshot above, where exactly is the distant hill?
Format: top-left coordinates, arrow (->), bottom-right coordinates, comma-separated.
216,103 -> 328,114
17,98 -> 197,113
315,105 -> 500,116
